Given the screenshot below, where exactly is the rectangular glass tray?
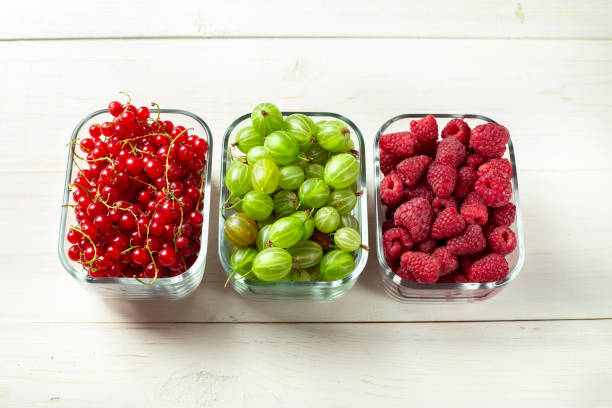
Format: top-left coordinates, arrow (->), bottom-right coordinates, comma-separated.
374,114 -> 525,302
58,109 -> 213,299
219,112 -> 368,301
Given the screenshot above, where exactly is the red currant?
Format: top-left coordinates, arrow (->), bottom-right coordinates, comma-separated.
108,101 -> 123,117
157,247 -> 177,267
136,106 -> 150,121
131,248 -> 150,266
89,124 -> 101,138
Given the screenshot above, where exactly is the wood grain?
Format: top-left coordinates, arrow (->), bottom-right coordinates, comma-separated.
2,0 -> 612,40
1,320 -> 610,407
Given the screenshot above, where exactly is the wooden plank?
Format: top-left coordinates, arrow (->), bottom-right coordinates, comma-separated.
0,320 -> 610,407
0,168 -> 610,323
2,0 -> 612,40
0,39 -> 611,173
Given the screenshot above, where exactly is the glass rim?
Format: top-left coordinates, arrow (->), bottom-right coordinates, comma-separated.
373,113 -> 525,291
57,108 -> 213,285
218,111 -> 369,288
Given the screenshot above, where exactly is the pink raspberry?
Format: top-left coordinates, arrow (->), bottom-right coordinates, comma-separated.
465,153 -> 486,170
488,226 -> 517,255
491,203 -> 516,227
426,162 -> 457,197
454,166 -> 477,198
383,227 -> 413,261
396,155 -> 432,186
468,253 -> 509,282
469,123 -> 510,158
477,158 -> 513,179
432,247 -> 459,275
474,170 -> 512,207
410,115 -> 438,154
431,207 -> 466,239
379,131 -> 417,159
404,182 -> 434,202
447,224 -> 487,256
379,148 -> 400,175
435,137 -> 466,168
380,173 -> 404,207
400,251 -> 440,283
460,200 -> 488,225
441,118 -> 471,145
417,238 -> 438,254
432,196 -> 457,214
393,198 -> 433,243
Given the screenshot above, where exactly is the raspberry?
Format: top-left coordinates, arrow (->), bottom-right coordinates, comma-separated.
447,224 -> 487,256
417,238 -> 437,254
491,203 -> 516,227
460,200 -> 488,225
458,253 -> 484,273
488,226 -> 517,255
404,182 -> 434,202
382,220 -> 395,233
431,207 -> 466,239
380,173 -> 404,206
426,162 -> 457,197
383,227 -> 413,261
388,259 -> 400,273
396,155 -> 432,186
467,253 -> 509,282
454,166 -> 477,198
477,158 -> 513,179
379,131 -> 417,159
379,148 -> 400,175
441,118 -> 471,145
410,115 -> 438,154
432,196 -> 457,214
400,251 -> 440,283
432,247 -> 458,275
393,198 -> 433,243
435,137 -> 466,168
451,272 -> 471,283
469,123 -> 510,158
462,192 -> 482,206
396,265 -> 417,282
465,153 -> 486,170
474,170 -> 512,207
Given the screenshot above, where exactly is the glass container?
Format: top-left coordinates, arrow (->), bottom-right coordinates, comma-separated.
219,112 -> 368,301
58,109 -> 212,299
374,114 -> 525,302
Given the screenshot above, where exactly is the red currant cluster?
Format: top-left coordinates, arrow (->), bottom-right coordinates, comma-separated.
66,96 -> 208,282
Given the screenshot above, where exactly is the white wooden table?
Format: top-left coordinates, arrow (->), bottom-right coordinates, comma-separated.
1,1 -> 611,406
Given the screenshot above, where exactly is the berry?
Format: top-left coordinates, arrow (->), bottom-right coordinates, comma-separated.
460,200 -> 488,225
432,196 -> 457,214
469,123 -> 510,158
447,224 -> 487,256
410,115 -> 438,154
491,203 -> 516,227
108,101 -> 123,117
396,155 -> 431,186
431,207 -> 466,239
157,247 -> 178,267
403,182 -> 434,202
379,148 -> 400,175
441,118 -> 470,145
131,248 -> 150,266
488,226 -> 517,255
396,265 -> 417,282
435,137 -> 466,168
136,106 -> 150,121
380,173 -> 404,207
393,198 -> 433,243
383,227 -> 413,261
432,247 -> 458,275
416,239 -> 437,254
379,131 -> 416,159
382,220 -> 395,233
474,170 -> 512,207
454,166 -> 477,198
468,253 -> 509,282
426,162 -> 457,197
477,158 -> 513,179
88,124 -> 101,138
400,251 -> 440,283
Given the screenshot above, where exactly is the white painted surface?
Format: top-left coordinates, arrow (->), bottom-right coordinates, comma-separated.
0,1 -> 611,406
